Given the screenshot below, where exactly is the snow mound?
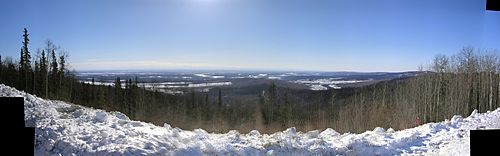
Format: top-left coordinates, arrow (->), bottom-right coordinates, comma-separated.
1,84 -> 499,155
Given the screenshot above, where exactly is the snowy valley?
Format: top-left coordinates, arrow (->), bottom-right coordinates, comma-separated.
76,71 -> 418,94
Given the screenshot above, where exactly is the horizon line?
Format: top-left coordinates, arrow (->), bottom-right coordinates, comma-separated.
74,68 -> 420,73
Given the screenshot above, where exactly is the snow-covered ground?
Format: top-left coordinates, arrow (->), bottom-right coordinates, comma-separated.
1,84 -> 499,156
292,78 -> 369,90
79,81 -> 232,95
194,73 -> 225,79
309,84 -> 328,91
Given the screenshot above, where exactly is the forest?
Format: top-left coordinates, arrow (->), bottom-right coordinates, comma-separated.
2,28 -> 500,133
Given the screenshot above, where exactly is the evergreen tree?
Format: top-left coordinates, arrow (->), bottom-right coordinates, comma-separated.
50,49 -> 58,96
128,78 -> 135,119
19,28 -> 32,92
58,52 -> 69,99
33,56 -> 40,95
113,77 -> 122,111
217,88 -> 223,120
19,48 -> 24,72
134,76 -> 139,86
39,50 -> 48,98
114,77 -> 122,89
58,52 -> 66,87
19,48 -> 24,90
3,57 -> 18,87
22,28 -> 31,69
124,79 -> 130,116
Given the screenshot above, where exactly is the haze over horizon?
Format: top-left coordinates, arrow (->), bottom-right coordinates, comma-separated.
1,0 -> 499,72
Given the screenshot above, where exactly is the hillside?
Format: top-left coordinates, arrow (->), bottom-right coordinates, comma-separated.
1,84 -> 499,155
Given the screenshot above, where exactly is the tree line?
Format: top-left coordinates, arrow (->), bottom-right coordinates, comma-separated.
1,28 -> 70,100
325,47 -> 500,132
0,28 -> 238,132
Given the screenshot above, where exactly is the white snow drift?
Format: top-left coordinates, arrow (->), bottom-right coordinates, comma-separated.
1,84 -> 499,155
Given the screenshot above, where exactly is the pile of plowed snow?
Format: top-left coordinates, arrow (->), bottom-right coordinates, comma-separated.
1,84 -> 499,155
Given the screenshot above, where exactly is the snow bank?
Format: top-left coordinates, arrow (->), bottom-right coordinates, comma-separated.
1,84 -> 499,156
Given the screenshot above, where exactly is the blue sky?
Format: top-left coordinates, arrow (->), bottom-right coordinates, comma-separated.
0,0 -> 498,72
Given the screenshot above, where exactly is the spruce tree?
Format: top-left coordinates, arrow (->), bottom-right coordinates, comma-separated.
19,48 -> 24,72
134,76 -> 139,86
58,52 -> 66,82
217,88 -> 223,120
50,49 -> 58,96
40,50 -> 48,98
114,77 -> 122,89
22,28 -> 31,68
19,28 -> 31,91
4,57 -> 18,87
19,48 -> 24,90
33,58 -> 40,95
114,77 -> 122,111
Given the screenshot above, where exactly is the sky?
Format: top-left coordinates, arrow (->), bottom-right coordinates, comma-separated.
0,0 -> 498,72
